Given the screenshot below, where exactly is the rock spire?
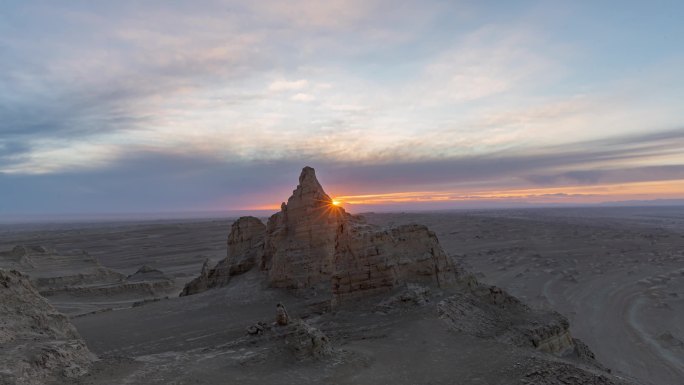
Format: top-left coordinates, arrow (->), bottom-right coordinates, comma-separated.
181,166 -> 457,303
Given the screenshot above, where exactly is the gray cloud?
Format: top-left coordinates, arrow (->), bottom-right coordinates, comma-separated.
2,127 -> 683,216
2,2 -> 683,217
322,127 -> 684,190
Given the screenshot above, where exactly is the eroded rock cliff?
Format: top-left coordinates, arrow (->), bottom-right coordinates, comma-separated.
180,216 -> 267,296
332,222 -> 457,304
0,269 -> 95,385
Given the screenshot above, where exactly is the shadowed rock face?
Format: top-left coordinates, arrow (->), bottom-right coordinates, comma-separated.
180,259 -> 211,296
0,269 -> 95,385
228,216 -> 267,275
181,166 -> 457,302
180,216 -> 267,296
438,281 -> 578,355
332,222 -> 457,304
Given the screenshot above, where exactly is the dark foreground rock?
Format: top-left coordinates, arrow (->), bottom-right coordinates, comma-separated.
0,269 -> 95,385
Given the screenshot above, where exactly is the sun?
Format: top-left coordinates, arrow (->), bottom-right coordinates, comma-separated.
331,199 -> 341,206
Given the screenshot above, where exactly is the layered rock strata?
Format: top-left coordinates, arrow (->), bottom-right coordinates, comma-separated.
332,222 -> 456,304
0,246 -> 125,293
0,246 -> 175,313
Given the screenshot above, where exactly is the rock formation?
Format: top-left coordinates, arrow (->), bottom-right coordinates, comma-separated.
126,265 -> 172,283
181,166 -> 458,303
284,319 -> 334,360
227,216 -> 267,275
438,277 -> 581,356
332,222 -> 456,304
180,217 -> 267,296
0,269 -> 94,385
180,258 -> 211,296
177,166 -> 600,364
276,303 -> 289,326
0,245 -> 125,293
263,166 -> 348,290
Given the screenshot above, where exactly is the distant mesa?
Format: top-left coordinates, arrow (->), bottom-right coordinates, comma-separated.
181,166 -> 456,304
0,246 -> 175,316
126,265 -> 172,283
0,246 -> 126,294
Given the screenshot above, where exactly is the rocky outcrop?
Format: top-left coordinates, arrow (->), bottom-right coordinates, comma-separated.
33,268 -> 125,290
180,217 -> 266,296
263,166 -> 348,290
520,357 -> 632,385
438,280 -> 579,357
243,316 -> 335,361
228,216 -> 266,275
126,265 -> 172,283
178,167 -> 593,363
42,280 -> 174,298
181,166 -> 458,303
375,284 -> 432,312
276,303 -> 289,326
180,259 -> 211,296
284,319 -> 334,360
0,269 -> 94,385
332,222 -> 457,304
0,245 -> 125,293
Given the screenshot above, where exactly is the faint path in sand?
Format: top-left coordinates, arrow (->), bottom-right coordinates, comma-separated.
364,208 -> 684,385
549,271 -> 684,385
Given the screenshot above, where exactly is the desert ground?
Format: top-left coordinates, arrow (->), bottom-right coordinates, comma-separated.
366,206 -> 684,385
1,206 -> 682,384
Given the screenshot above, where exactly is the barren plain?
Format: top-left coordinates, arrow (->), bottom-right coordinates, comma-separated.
1,205 -> 682,384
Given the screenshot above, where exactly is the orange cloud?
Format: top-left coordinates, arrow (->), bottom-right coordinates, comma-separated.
331,179 -> 684,206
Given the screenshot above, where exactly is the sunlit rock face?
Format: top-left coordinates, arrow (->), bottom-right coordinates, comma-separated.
263,166 -> 350,291
181,166 -> 458,301
261,166 -> 457,302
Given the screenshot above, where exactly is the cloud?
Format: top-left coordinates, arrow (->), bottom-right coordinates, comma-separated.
291,93 -> 315,102
268,79 -> 309,92
412,24 -> 560,104
1,1 -> 683,215
318,127 -> 684,194
3,127 -> 682,215
248,0 -> 382,30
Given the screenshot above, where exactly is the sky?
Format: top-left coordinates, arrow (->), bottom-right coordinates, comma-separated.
1,0 -> 683,219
